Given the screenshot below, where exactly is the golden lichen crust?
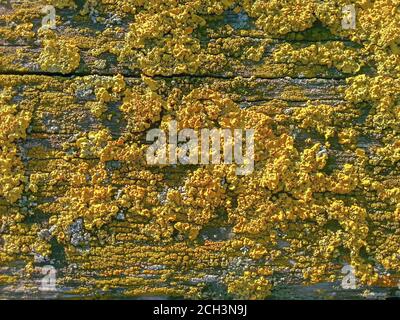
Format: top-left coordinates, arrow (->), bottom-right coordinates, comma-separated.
0,0 -> 399,299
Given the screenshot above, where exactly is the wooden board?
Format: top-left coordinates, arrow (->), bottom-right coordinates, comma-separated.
0,0 -> 399,299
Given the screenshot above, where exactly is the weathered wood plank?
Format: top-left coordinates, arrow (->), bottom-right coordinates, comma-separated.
1,0 -> 399,300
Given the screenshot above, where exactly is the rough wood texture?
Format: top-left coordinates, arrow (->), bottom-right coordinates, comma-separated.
0,1 -> 399,299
